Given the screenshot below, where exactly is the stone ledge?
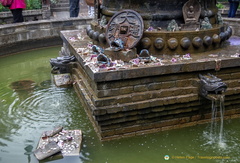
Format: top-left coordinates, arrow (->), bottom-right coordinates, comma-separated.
0,18 -> 92,56
0,10 -> 44,24
0,10 -> 43,18
61,30 -> 240,82
100,113 -> 240,141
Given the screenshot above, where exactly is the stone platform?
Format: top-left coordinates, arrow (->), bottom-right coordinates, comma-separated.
60,29 -> 240,141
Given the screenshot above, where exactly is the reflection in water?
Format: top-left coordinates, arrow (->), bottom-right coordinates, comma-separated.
10,80 -> 36,91
24,145 -> 33,163
0,47 -> 240,163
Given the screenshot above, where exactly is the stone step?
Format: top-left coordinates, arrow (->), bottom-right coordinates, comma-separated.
95,99 -> 200,122
51,3 -> 69,8
55,0 -> 69,3
72,66 -> 199,109
51,7 -> 70,12
51,11 -> 70,19
72,72 -> 200,127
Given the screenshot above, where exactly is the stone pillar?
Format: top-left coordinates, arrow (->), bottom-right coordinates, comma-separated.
42,0 -> 51,19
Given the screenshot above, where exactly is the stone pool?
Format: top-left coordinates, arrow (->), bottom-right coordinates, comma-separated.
0,46 -> 240,163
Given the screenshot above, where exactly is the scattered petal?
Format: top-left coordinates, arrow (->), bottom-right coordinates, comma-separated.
171,58 -> 177,63
209,54 -> 218,57
183,53 -> 192,60
231,53 -> 240,58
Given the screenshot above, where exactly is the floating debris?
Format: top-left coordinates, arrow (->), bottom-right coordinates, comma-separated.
34,127 -> 82,160
10,80 -> 36,91
42,126 -> 63,137
34,141 -> 61,161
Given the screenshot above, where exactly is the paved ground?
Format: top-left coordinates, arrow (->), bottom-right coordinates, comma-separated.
52,11 -> 91,19
51,0 -> 90,19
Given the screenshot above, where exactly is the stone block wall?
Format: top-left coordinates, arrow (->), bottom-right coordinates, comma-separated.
0,18 -> 91,56
0,10 -> 43,24
71,61 -> 240,141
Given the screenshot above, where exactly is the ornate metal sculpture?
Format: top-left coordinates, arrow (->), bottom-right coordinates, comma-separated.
183,0 -> 201,24
87,0 -> 231,55
181,0 -> 201,30
92,45 -> 104,54
110,38 -> 125,51
106,10 -> 144,50
97,53 -> 111,66
199,73 -> 227,97
167,19 -> 180,31
200,17 -> 212,30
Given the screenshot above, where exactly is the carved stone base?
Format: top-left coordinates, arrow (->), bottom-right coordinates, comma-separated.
104,48 -> 137,62
181,23 -> 200,31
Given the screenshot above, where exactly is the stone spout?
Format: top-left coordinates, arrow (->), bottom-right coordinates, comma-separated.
198,73 -> 227,98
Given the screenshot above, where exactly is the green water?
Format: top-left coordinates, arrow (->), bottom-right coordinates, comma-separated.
0,47 -> 240,163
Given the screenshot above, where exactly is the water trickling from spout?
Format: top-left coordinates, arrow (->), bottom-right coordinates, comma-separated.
210,100 -> 217,140
218,95 -> 226,148
210,95 -> 226,148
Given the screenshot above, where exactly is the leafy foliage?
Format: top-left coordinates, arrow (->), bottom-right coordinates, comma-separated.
216,3 -> 224,9
0,4 -> 10,11
26,0 -> 42,10
0,0 -> 42,12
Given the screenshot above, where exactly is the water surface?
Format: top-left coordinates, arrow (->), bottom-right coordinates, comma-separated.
0,47 -> 239,163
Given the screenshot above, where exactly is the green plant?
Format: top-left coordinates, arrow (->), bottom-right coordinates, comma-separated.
216,2 -> 224,9
26,0 -> 42,10
0,0 -> 42,12
0,5 -> 10,12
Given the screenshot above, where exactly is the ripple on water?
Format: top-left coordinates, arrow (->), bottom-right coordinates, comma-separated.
1,85 -> 79,137
200,123 -> 240,163
17,87 -> 74,125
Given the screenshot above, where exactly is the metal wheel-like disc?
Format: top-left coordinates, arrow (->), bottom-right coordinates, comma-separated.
106,9 -> 144,49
